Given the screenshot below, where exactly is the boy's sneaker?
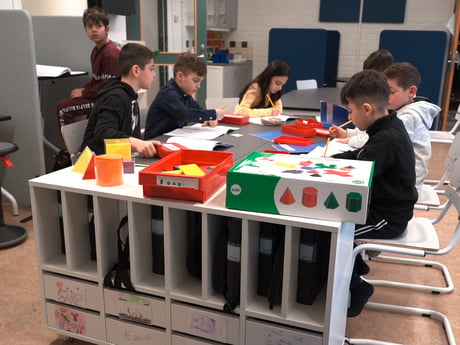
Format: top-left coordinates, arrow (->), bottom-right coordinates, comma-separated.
347,280 -> 374,317
354,254 -> 370,275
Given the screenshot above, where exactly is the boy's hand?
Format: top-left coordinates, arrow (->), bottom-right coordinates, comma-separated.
329,125 -> 347,139
216,106 -> 226,121
129,137 -> 160,158
70,88 -> 84,98
202,120 -> 218,127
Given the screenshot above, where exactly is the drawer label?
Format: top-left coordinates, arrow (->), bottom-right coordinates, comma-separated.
188,310 -> 227,343
118,293 -> 153,325
54,306 -> 86,335
54,279 -> 87,308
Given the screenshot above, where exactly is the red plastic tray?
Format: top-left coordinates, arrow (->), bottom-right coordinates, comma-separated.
155,143 -> 188,158
219,113 -> 249,125
281,125 -> 316,137
294,118 -> 323,128
139,150 -> 234,202
273,136 -> 314,146
315,128 -> 330,137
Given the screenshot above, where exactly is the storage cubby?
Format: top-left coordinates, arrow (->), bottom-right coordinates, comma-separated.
30,168 -> 355,345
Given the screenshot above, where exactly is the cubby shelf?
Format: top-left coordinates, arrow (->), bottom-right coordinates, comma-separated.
30,167 -> 354,345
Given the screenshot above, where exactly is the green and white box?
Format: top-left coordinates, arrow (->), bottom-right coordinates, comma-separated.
226,152 -> 374,223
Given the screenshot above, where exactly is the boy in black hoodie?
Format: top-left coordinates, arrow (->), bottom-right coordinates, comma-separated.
332,70 -> 418,317
81,43 -> 160,157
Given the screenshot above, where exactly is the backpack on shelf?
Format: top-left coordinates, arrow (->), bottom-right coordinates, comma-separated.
104,216 -> 135,291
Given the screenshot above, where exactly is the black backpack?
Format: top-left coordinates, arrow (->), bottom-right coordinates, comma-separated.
104,216 -> 135,291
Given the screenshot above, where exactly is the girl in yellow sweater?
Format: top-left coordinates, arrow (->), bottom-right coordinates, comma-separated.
234,60 -> 289,117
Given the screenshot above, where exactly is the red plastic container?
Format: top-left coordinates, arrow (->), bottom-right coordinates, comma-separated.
155,142 -> 188,158
281,124 -> 317,137
294,118 -> 323,128
219,113 -> 250,125
139,150 -> 234,202
273,136 -> 314,146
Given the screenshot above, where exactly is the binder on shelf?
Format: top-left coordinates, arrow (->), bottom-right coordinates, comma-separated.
296,229 -> 331,305
151,205 -> 165,275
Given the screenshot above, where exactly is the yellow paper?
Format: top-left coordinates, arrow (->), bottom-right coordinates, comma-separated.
72,146 -> 93,173
178,163 -> 205,176
105,138 -> 131,159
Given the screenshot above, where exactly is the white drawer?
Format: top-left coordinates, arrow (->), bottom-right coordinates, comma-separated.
45,302 -> 105,341
172,333 -> 222,345
171,303 -> 240,344
104,288 -> 167,328
43,272 -> 102,311
106,317 -> 166,345
246,319 -> 322,345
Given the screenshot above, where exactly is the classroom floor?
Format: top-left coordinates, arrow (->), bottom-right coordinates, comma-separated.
1,142 -> 459,345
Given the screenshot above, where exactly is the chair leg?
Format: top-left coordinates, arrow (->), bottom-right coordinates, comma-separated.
366,255 -> 454,294
2,187 -> 18,216
348,302 -> 456,345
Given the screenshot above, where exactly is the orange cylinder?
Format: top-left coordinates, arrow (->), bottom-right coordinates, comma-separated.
95,154 -> 123,187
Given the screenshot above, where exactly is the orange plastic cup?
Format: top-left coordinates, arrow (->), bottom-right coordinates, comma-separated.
94,154 -> 123,187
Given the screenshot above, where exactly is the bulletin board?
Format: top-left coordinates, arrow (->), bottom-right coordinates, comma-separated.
320,0 -> 406,23
268,28 -> 340,92
379,30 -> 449,106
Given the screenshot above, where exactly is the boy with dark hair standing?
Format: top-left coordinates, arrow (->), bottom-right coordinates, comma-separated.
57,6 -> 121,126
144,53 -> 226,139
81,43 -> 160,157
332,70 -> 418,317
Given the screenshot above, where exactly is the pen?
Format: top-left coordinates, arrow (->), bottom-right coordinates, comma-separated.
266,94 -> 276,108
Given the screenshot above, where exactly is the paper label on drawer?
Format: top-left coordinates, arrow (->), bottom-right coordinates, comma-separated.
264,328 -> 308,345
54,306 -> 86,335
188,310 -> 227,343
156,175 -> 199,189
118,293 -> 153,325
54,279 -> 87,308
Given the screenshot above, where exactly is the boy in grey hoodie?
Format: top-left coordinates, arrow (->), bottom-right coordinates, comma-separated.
330,62 -> 440,193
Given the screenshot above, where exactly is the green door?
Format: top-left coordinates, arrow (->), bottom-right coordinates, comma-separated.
155,0 -> 208,106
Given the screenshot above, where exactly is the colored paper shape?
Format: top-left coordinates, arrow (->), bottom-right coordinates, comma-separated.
82,154 -> 96,180
280,187 -> 296,205
72,146 -> 93,173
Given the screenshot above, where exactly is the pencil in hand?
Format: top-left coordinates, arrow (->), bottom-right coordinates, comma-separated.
266,94 -> 276,108
329,120 -> 352,135
323,137 -> 331,158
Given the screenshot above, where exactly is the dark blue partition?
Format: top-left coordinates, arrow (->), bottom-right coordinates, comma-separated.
379,30 -> 449,105
269,28 -> 339,92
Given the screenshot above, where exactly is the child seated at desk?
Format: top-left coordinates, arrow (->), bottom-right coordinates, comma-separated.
330,62 -> 440,193
234,60 -> 290,117
56,6 -> 121,126
80,43 -> 160,157
331,69 -> 418,317
143,53 -> 226,139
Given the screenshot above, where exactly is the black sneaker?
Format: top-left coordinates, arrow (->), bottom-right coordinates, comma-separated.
347,280 -> 374,317
354,254 -> 370,276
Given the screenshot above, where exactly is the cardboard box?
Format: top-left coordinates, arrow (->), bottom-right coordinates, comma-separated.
139,150 -> 233,202
226,152 -> 374,223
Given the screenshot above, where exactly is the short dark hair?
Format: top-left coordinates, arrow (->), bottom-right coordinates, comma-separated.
174,53 -> 207,77
341,69 -> 390,114
384,62 -> 421,89
363,49 -> 394,72
119,43 -> 155,76
83,6 -> 109,27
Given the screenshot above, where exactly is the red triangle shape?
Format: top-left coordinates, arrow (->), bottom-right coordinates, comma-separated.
83,154 -> 96,180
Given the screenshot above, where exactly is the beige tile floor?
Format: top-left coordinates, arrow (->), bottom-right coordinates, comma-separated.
0,142 -> 458,345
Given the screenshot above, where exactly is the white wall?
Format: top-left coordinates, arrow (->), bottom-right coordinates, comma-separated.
22,0 -> 86,15
227,0 -> 455,78
0,0 -> 22,9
